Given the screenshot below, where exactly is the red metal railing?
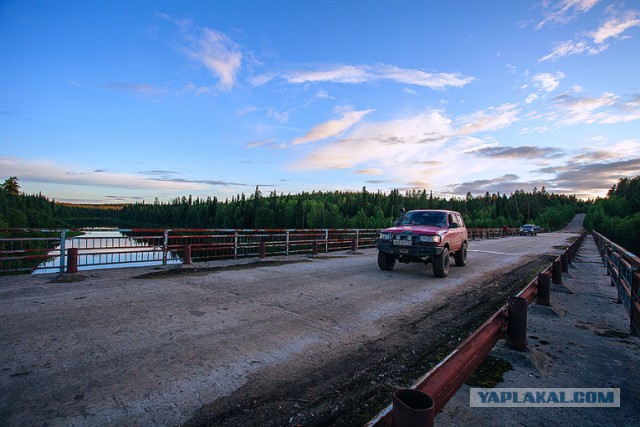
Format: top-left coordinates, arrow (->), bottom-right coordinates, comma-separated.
1,227 -> 522,275
0,228 -> 382,274
592,231 -> 640,336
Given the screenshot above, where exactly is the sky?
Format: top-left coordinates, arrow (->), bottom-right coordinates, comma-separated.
1,0 -> 639,204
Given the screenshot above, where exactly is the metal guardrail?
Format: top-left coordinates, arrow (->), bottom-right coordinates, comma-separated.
367,232 -> 587,427
592,231 -> 640,336
0,227 -> 521,275
0,228 -> 380,274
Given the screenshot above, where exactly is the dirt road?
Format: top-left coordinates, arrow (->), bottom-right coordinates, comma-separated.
0,226 -> 582,426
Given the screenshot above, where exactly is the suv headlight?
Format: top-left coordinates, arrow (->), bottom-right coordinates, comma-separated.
419,235 -> 441,243
379,233 -> 392,240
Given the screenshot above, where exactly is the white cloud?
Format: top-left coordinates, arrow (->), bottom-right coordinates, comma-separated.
591,10 -> 640,44
537,0 -> 600,29
292,110 -> 453,171
292,109 -> 373,145
526,93 -> 540,104
539,39 -> 607,62
183,28 -> 242,91
532,72 -> 565,92
545,91 -> 640,126
256,63 -> 473,90
454,104 -> 520,136
0,158 -> 250,196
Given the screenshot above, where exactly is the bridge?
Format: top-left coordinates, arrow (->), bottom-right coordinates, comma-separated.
0,216 -> 638,426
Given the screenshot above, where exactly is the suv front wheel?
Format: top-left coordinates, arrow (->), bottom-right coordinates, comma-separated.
432,247 -> 450,278
377,251 -> 396,271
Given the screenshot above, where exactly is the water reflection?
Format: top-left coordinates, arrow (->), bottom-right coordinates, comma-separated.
34,230 -> 180,274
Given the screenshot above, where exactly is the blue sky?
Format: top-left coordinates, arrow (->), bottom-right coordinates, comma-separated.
1,0 -> 639,203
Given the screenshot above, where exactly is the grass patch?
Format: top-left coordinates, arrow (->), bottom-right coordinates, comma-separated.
465,355 -> 513,388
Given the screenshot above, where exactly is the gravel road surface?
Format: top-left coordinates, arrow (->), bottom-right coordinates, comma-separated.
0,223 -> 583,426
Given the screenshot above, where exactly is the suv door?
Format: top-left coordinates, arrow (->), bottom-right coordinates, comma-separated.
447,212 -> 462,251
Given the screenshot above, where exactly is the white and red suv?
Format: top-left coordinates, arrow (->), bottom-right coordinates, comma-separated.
376,209 -> 468,277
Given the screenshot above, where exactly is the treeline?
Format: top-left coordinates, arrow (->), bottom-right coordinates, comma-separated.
110,187 -> 583,230
584,176 -> 640,255
1,176 -> 585,231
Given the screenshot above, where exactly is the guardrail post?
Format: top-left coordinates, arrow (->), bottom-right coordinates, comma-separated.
391,388 -> 435,427
536,273 -> 551,306
162,230 -> 169,265
183,244 -> 191,265
561,253 -> 569,273
351,237 -> 358,252
325,229 -> 329,253
312,240 -> 318,256
58,230 -> 67,273
552,259 -> 562,285
286,230 -> 290,256
66,247 -> 78,273
506,297 -> 528,350
259,241 -> 266,259
234,230 -> 239,259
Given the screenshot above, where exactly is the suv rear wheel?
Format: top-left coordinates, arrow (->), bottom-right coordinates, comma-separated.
377,251 -> 396,271
432,247 -> 450,277
454,242 -> 467,267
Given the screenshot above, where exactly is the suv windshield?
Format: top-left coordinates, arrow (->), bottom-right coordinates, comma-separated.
400,211 -> 446,227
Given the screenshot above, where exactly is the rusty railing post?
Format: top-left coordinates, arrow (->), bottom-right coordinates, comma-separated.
392,388 -> 434,427
59,230 -> 67,273
536,272 -> 551,306
259,240 -> 266,259
506,297 -> 528,350
66,247 -> 78,273
183,244 -> 191,265
312,240 -> 318,256
552,259 -> 563,285
162,229 -> 169,265
561,253 -> 569,273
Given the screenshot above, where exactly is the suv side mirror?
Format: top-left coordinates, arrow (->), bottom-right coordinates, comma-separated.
450,222 -> 458,228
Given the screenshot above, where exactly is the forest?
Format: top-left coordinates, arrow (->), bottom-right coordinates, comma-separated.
1,175 -> 585,232
583,175 -> 640,254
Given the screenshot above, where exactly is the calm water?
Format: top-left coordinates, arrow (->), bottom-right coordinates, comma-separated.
34,230 -> 180,274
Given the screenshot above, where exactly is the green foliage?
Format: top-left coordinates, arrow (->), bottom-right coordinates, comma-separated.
585,175 -> 640,254
1,177 -> 587,232
1,176 -> 20,196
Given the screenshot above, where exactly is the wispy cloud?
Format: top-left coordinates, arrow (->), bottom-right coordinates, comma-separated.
0,157 -> 245,191
185,28 -> 243,91
539,39 -> 607,62
454,104 -> 520,136
539,6 -> 639,62
470,145 -> 564,159
532,72 -> 565,92
355,169 -> 384,175
545,91 -> 640,126
537,0 -> 600,29
0,109 -> 30,121
291,110 -> 454,171
591,9 -> 640,44
161,14 -> 243,92
293,109 -> 373,145
536,157 -> 640,198
254,64 -> 474,89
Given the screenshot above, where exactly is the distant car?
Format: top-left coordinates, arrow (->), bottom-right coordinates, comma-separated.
519,224 -> 537,236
